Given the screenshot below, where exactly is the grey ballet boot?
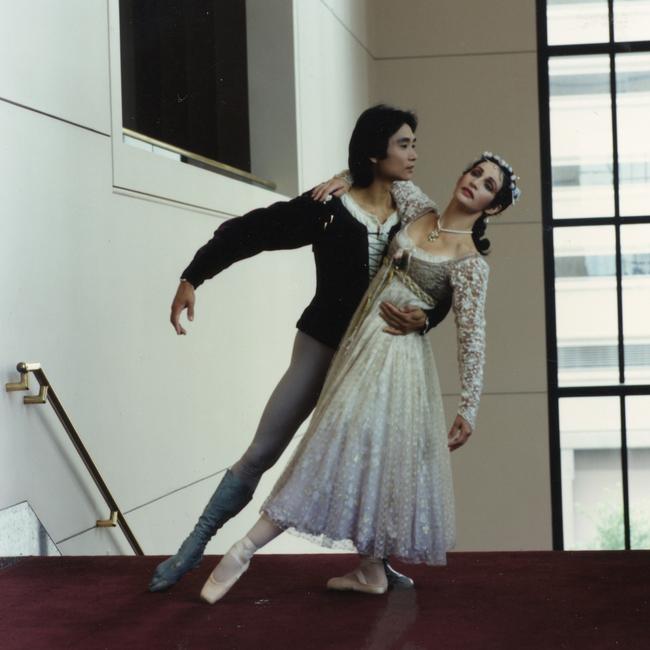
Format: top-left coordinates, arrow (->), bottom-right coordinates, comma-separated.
148,469 -> 254,592
383,559 -> 415,589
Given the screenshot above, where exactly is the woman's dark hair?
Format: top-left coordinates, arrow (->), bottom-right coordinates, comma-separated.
462,154 -> 518,255
348,104 -> 417,187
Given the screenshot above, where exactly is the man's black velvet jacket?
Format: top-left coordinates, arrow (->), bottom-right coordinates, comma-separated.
182,193 -> 451,349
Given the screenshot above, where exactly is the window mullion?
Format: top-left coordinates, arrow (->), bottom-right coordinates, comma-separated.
608,19 -> 625,385
537,0 -> 564,550
620,395 -> 631,549
609,0 -> 632,548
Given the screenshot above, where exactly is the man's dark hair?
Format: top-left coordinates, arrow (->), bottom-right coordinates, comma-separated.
348,104 -> 417,187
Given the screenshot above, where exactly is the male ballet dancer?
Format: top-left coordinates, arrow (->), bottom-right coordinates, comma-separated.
149,105 -> 451,592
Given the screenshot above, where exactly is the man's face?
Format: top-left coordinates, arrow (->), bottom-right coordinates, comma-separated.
375,123 -> 418,181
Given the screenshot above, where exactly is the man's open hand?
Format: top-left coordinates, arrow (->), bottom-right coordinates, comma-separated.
379,302 -> 426,335
170,281 -> 196,335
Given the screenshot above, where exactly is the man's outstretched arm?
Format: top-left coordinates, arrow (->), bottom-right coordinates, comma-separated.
172,193 -> 326,334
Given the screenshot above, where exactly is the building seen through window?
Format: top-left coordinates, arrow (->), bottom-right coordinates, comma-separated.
541,0 -> 650,550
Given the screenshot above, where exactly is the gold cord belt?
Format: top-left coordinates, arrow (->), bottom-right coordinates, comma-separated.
343,255 -> 435,351
381,256 -> 435,307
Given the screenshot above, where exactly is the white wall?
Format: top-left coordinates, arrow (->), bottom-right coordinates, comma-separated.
0,0 -> 111,133
1,0 -> 371,556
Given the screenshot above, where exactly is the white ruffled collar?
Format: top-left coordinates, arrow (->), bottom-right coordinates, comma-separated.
342,193 -> 399,233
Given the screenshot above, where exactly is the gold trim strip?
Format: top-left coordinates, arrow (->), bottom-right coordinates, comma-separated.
122,128 -> 277,191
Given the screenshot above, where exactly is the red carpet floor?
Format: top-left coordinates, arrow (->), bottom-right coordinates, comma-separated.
1,552 -> 649,649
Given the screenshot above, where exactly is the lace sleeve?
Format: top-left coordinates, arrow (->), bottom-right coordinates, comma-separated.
449,256 -> 489,429
391,181 -> 438,224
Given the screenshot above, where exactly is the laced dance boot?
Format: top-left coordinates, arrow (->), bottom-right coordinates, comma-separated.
148,470 -> 254,592
383,559 -> 415,589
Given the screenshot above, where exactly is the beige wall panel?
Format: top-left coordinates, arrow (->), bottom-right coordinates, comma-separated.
445,393 -> 552,551
369,0 -> 536,58
429,221 -> 548,396
0,0 -> 111,133
369,2 -> 552,555
372,53 -> 541,226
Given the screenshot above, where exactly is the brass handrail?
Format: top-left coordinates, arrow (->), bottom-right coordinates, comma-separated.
6,362 -> 143,555
123,127 -> 277,191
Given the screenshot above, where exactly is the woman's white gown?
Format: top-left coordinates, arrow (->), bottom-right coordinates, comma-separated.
262,221 -> 489,565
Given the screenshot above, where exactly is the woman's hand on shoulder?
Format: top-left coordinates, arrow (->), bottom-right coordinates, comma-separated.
448,414 -> 472,451
311,175 -> 351,203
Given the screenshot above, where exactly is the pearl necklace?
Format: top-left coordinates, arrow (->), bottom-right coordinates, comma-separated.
427,218 -> 473,242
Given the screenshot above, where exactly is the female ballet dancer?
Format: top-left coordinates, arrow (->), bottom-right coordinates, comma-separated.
199,152 -> 521,602
149,105 -> 452,593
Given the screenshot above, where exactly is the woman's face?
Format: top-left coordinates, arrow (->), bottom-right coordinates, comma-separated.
374,123 -> 418,181
454,160 -> 503,214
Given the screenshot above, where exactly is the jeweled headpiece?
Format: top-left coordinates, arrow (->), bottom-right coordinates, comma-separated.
480,151 -> 521,205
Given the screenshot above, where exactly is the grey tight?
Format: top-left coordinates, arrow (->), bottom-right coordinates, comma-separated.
230,331 -> 335,491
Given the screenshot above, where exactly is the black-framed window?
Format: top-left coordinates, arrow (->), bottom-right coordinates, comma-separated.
119,0 -> 251,173
537,0 -> 650,550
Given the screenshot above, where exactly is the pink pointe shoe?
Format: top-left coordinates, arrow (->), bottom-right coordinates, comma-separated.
200,538 -> 254,604
326,568 -> 388,595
